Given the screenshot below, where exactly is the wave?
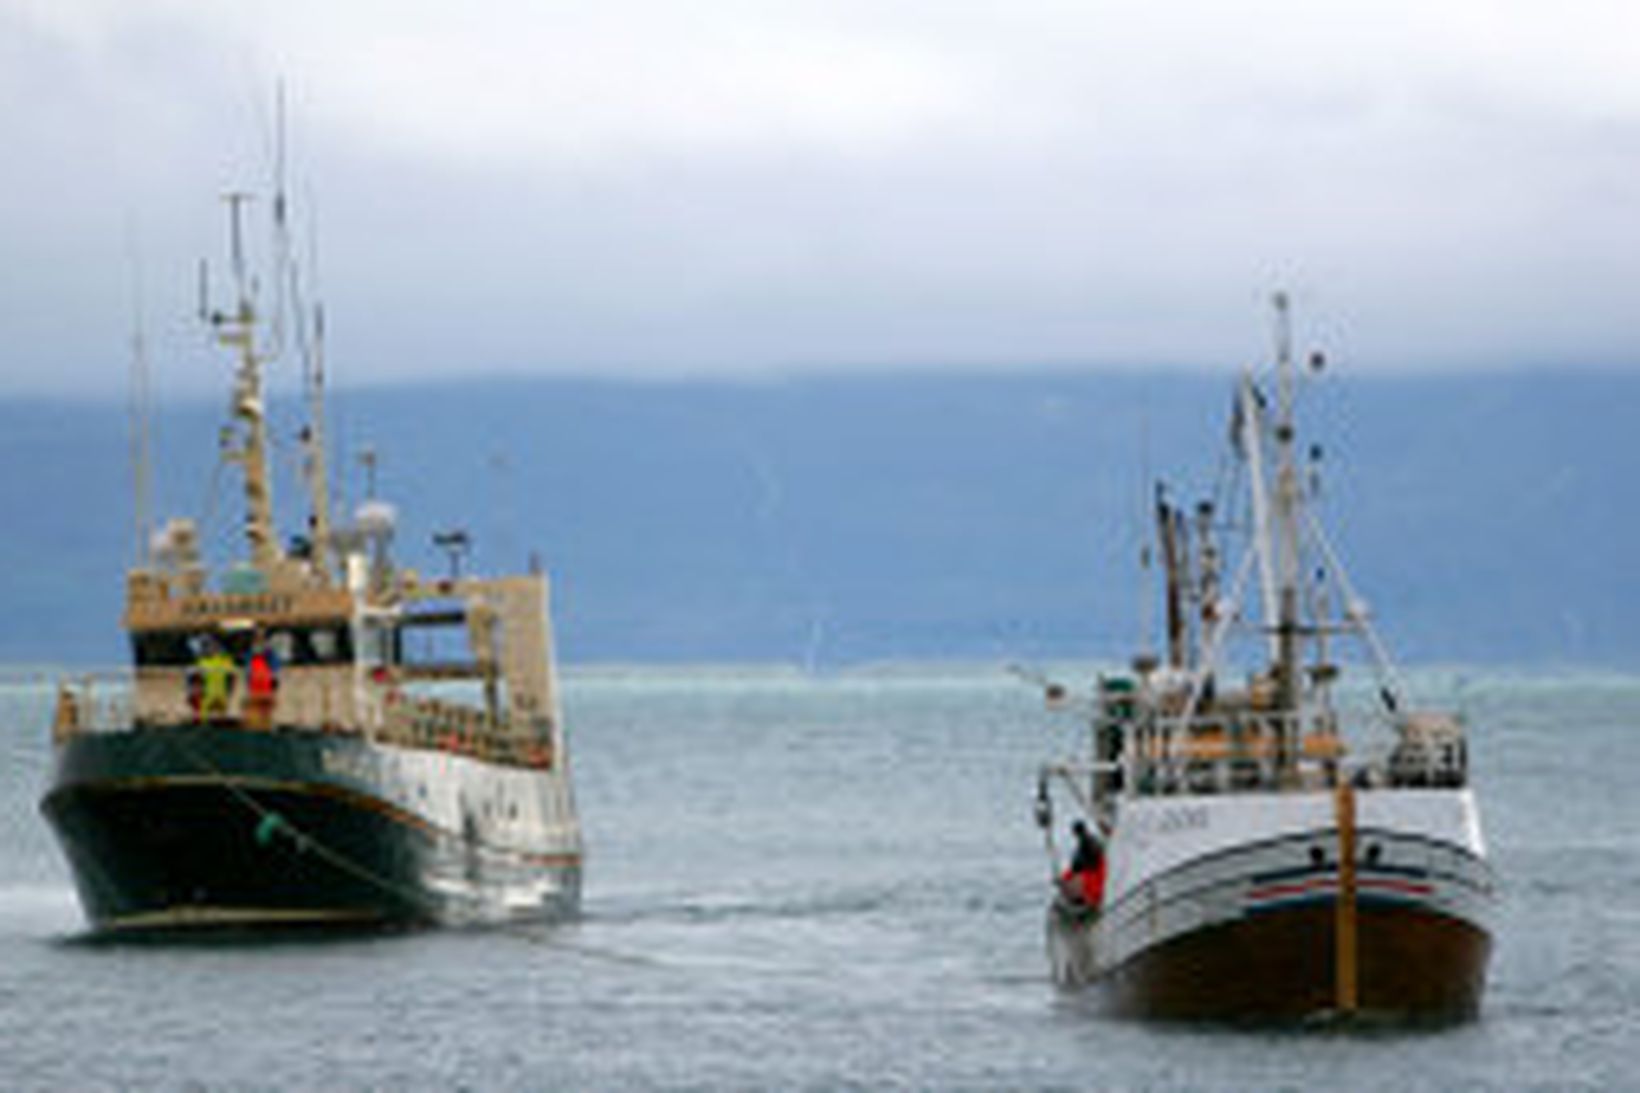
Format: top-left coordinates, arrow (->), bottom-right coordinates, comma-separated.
0,883 -> 80,935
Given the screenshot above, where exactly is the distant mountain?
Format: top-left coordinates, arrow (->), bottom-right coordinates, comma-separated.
1,370 -> 1634,668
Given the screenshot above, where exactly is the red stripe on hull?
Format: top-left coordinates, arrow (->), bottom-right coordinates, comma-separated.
1094,902 -> 1490,1023
1246,875 -> 1436,909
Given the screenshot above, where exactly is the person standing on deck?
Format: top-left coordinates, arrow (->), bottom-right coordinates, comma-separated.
245,633 -> 280,729
197,639 -> 238,719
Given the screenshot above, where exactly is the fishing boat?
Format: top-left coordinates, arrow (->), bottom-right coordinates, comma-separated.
41,184 -> 582,934
1033,295 -> 1495,1022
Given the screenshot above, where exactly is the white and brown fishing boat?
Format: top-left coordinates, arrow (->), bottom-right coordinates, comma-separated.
1034,295 -> 1495,1022
42,186 -> 581,934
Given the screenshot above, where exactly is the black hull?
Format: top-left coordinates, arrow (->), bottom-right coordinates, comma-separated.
41,725 -> 580,935
46,780 -> 434,931
1053,900 -> 1491,1024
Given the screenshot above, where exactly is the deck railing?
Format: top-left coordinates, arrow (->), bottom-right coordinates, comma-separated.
1106,709 -> 1346,794
51,674 -> 133,741
51,673 -> 554,771
1069,704 -> 1466,798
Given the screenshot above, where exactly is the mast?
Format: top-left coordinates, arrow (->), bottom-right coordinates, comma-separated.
214,191 -> 282,572
1269,292 -> 1305,779
1240,373 -> 1279,657
1194,499 -> 1219,662
1156,486 -> 1187,669
1271,292 -> 1302,710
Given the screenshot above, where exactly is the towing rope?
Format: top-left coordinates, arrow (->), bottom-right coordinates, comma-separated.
170,727 -> 482,918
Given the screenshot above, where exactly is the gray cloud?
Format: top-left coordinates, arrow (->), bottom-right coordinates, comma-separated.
2,0 -> 1637,394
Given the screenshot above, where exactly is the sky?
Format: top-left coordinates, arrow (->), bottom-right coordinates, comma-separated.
2,0 -> 1638,395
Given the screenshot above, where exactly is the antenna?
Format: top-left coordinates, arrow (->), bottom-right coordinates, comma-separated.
302,296 -> 334,580
126,224 -> 154,566
433,529 -> 472,580
270,88 -> 336,584
224,192 -> 253,316
1135,381 -> 1157,666
1272,290 -> 1292,382
269,80 -> 290,360
359,446 -> 379,500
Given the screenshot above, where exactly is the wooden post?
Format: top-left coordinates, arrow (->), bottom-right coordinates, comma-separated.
1334,779 -> 1359,1014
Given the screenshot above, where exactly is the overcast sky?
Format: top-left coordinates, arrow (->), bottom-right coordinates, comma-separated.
2,0 -> 1637,394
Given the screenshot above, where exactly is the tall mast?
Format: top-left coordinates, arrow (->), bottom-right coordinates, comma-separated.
215,191 -> 281,571
1271,292 -> 1302,709
1240,373 -> 1279,657
1270,292 -> 1305,784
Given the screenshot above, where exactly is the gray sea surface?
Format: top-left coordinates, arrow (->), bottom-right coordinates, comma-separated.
1,666 -> 1635,1090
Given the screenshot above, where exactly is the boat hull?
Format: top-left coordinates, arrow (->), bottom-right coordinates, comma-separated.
41,724 -> 581,935
1048,789 -> 1495,1023
1052,896 -> 1489,1023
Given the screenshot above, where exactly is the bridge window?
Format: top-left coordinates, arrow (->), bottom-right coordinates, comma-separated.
130,625 -> 354,667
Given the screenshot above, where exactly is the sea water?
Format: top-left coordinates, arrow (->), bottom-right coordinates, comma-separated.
1,666 -> 1636,1089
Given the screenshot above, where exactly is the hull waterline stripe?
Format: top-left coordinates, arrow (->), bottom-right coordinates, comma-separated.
1246,875 -> 1439,917
102,906 -> 387,931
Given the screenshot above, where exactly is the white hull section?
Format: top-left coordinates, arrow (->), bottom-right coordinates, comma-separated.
1053,787 -> 1495,987
328,740 -> 584,924
333,743 -> 581,863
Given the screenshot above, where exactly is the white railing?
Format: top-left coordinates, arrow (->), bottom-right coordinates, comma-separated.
1086,705 -> 1466,797
52,674 -> 134,739
1104,708 -> 1348,795
50,669 -> 555,770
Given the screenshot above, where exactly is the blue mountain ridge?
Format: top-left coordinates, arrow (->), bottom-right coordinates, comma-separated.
1,370 -> 1633,668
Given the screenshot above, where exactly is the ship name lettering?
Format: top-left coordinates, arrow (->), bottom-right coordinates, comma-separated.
1155,805 -> 1209,835
180,593 -> 297,619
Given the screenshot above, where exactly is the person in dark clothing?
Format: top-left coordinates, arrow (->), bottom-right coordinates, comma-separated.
1070,820 -> 1103,874
1064,819 -> 1108,907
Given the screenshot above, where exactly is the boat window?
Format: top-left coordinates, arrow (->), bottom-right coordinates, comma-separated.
268,629 -> 296,665
130,625 -> 354,667
401,618 -> 478,673
309,627 -> 341,663
355,623 -> 401,668
275,626 -> 354,666
131,630 -> 201,667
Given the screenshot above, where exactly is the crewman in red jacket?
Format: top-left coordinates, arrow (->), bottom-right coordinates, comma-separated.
1063,820 -> 1107,908
245,634 -> 280,729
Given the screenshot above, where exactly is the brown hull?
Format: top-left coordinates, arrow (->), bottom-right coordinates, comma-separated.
1093,901 -> 1490,1024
